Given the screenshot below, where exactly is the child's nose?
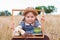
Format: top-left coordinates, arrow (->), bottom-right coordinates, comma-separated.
29,17 -> 32,20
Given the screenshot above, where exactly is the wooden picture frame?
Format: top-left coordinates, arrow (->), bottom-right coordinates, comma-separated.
11,9 -> 44,38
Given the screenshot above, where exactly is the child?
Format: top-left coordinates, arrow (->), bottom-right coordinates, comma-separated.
13,7 -> 42,36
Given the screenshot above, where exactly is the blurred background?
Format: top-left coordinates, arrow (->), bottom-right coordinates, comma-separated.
0,0 -> 60,40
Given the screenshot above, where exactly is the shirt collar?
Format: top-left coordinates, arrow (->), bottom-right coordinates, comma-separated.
25,22 -> 34,26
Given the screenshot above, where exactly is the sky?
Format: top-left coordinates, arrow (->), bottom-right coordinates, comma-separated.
0,0 -> 60,15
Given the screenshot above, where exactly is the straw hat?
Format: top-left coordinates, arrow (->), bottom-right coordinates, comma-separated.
23,7 -> 38,16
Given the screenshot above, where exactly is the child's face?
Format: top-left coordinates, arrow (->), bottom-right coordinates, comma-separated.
25,12 -> 36,24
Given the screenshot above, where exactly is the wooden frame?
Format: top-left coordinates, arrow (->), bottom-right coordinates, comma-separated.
11,9 -> 44,38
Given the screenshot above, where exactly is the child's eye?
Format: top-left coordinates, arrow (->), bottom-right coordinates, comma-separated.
27,16 -> 29,18
31,16 -> 34,18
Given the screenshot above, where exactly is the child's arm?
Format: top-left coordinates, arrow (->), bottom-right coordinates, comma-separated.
18,26 -> 26,35
13,26 -> 20,36
13,26 -> 25,36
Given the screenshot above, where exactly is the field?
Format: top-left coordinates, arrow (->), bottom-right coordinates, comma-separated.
0,15 -> 60,40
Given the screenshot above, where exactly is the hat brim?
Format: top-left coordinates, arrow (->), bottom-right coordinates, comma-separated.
23,9 -> 38,16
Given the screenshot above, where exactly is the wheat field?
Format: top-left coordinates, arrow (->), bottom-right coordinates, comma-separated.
0,15 -> 60,40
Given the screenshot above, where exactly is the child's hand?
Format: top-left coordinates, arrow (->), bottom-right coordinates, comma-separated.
13,31 -> 20,36
18,28 -> 26,35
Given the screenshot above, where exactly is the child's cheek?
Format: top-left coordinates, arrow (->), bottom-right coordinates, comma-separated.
25,18 -> 30,23
32,18 -> 35,21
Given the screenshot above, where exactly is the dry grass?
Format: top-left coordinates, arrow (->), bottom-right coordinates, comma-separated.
0,15 -> 60,40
